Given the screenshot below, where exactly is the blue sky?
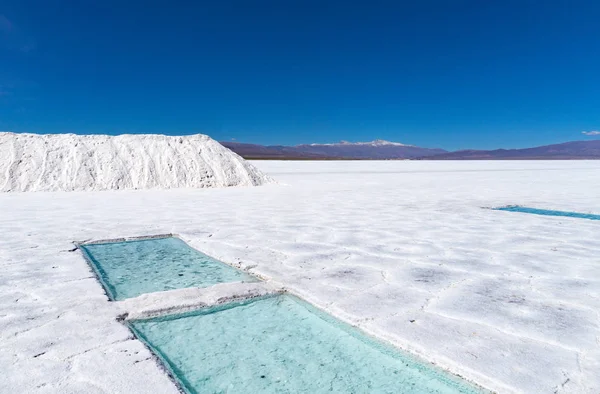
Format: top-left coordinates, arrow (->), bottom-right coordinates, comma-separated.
1,1 -> 599,150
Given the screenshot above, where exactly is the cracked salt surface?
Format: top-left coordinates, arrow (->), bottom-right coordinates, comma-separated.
1,160 -> 599,393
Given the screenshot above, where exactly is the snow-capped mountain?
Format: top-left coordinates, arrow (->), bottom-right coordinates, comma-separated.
221,140 -> 446,159
308,139 -> 411,147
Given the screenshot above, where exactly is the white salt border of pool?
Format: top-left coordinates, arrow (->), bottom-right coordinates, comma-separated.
116,281 -> 283,321
78,234 -> 488,392
76,233 -> 284,318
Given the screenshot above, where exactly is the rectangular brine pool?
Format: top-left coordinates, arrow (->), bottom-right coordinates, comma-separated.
80,236 -> 256,301
129,295 -> 483,394
493,205 -> 600,221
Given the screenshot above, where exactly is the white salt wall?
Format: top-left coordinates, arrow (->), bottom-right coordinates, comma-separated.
1,160 -> 599,393
0,132 -> 272,191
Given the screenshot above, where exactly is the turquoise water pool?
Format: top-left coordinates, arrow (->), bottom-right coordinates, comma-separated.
129,295 -> 484,394
80,237 -> 255,300
493,206 -> 600,220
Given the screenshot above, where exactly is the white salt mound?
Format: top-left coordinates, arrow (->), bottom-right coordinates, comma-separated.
0,132 -> 273,192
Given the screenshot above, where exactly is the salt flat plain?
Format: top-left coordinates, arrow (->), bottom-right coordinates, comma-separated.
1,160 -> 599,393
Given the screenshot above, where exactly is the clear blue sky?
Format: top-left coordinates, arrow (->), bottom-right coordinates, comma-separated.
1,1 -> 599,150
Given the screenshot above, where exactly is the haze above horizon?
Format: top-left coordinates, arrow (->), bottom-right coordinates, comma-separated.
1,1 -> 599,150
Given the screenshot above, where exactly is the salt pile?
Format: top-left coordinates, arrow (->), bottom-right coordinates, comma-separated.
0,132 -> 273,192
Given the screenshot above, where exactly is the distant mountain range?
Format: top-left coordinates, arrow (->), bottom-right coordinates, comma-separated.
221,140 -> 447,159
221,139 -> 600,160
420,140 -> 600,160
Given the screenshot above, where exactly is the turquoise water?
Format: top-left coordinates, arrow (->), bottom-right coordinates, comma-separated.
493,206 -> 600,220
80,237 -> 255,300
130,295 -> 483,394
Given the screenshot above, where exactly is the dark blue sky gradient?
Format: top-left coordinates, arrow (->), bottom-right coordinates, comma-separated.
1,1 -> 599,149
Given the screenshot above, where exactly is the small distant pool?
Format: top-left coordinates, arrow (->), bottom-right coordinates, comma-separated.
80,236 -> 255,301
492,206 -> 600,221
129,295 -> 484,394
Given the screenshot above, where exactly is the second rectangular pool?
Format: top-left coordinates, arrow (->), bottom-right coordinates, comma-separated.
129,295 -> 484,394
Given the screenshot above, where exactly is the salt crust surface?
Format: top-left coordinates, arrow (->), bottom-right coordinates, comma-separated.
0,132 -> 272,192
1,160 -> 599,393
